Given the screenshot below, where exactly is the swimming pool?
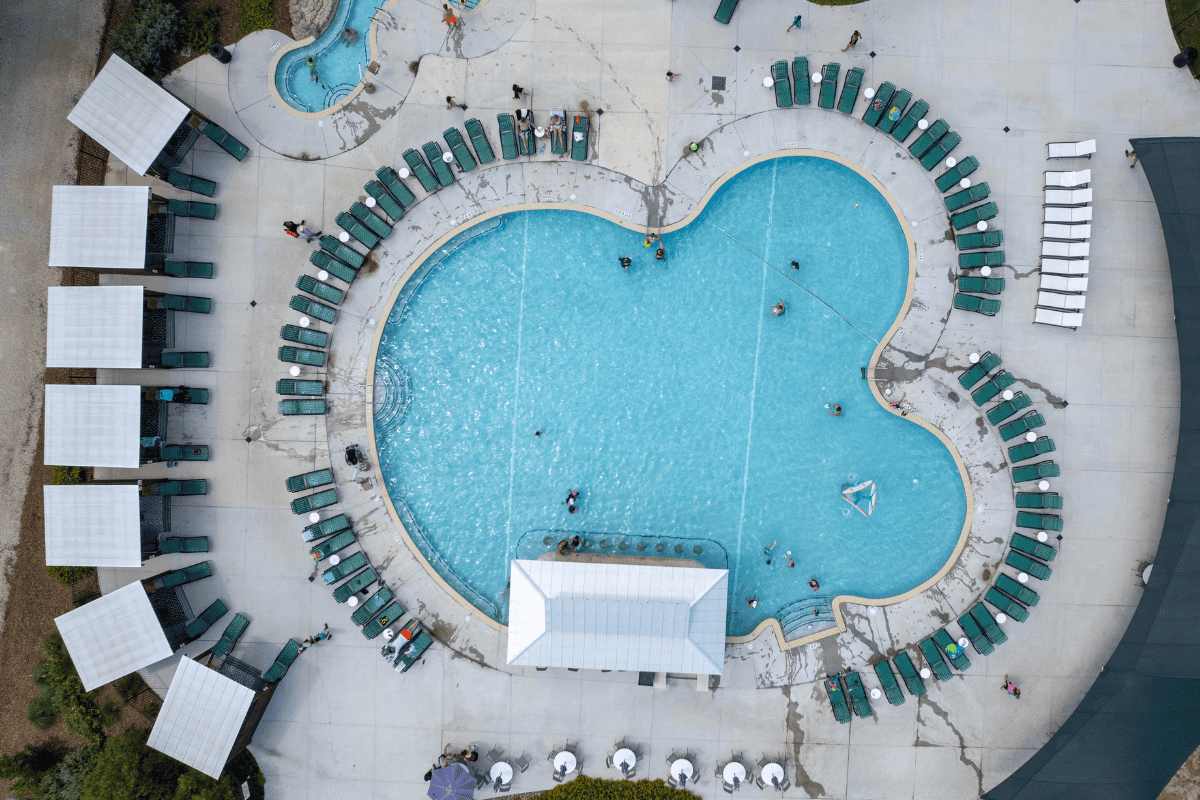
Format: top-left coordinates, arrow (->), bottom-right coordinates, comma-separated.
373,156 -> 968,636
275,0 -> 385,113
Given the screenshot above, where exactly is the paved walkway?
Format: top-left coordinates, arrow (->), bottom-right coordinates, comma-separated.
91,0 -> 1196,798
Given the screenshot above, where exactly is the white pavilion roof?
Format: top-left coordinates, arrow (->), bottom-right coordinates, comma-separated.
44,384 -> 142,468
148,657 -> 256,778
49,185 -> 149,271
55,582 -> 172,691
47,285 -> 144,369
44,484 -> 143,568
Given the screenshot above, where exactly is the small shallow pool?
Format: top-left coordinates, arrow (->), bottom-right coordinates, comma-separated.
373,157 -> 967,636
275,0 -> 384,112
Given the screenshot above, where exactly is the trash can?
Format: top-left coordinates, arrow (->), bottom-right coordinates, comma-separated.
209,43 -> 232,64
1173,47 -> 1197,68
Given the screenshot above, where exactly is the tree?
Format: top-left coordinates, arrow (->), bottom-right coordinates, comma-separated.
82,728 -> 182,800
173,769 -> 240,800
0,739 -> 70,797
30,635 -> 106,746
40,747 -> 98,800
109,0 -> 180,80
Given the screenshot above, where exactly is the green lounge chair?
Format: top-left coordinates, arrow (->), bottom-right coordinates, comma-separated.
362,601 -> 404,639
291,487 -> 338,515
376,166 -> 417,206
167,170 -> 217,197
309,251 -> 357,285
959,352 -> 1002,390
986,392 -> 1031,424
397,629 -> 434,672
792,57 -> 811,105
310,529 -> 355,560
263,640 -> 301,682
999,411 -> 1045,441
166,199 -> 217,219
277,379 -> 324,396
959,250 -> 1005,268
1011,460 -> 1059,484
297,274 -> 345,305
211,613 -> 249,658
957,612 -> 994,655
986,586 -> 1030,621
918,637 -> 953,681
281,324 -> 328,348
837,67 -> 864,114
201,122 -> 249,160
951,201 -> 999,231
335,212 -> 379,249
279,399 -> 326,416
160,444 -> 209,462
155,561 -> 212,589
351,586 -> 394,625
322,550 -> 367,583
972,371 -> 1015,405
996,573 -> 1040,607
970,602 -> 1008,644
161,260 -> 214,278
873,660 -> 905,705
158,536 -> 210,554
571,114 -> 589,161
843,670 -> 872,717
423,142 -> 456,187
823,676 -> 851,723
772,61 -> 793,108
365,181 -> 405,221
465,118 -> 496,164
350,202 -> 392,240
894,652 -> 926,696
160,351 -> 210,368
935,156 -> 980,192
497,114 -> 519,160
957,276 -> 1005,294
444,127 -> 478,172
162,294 -> 212,314
714,0 -> 739,23
403,148 -> 439,192
289,295 -> 337,324
1011,532 -> 1058,561
877,88 -> 911,134
333,567 -> 377,602
1004,550 -> 1052,581
954,293 -> 1001,316
1008,437 -> 1055,463
908,119 -> 949,159
862,82 -> 895,126
148,386 -> 207,404
285,468 -> 334,493
184,599 -> 227,640
818,63 -> 840,109
278,345 -> 325,366
151,479 -> 208,496
932,629 -> 971,671
945,182 -> 990,212
890,98 -> 928,142
920,131 -> 961,170
304,512 -> 351,543
319,235 -> 366,269
1016,492 -> 1062,510
956,230 -> 1003,250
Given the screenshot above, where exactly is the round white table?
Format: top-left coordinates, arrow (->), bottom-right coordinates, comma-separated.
490,762 -> 513,785
364,196 -> 376,208
870,687 -> 881,699
811,73 -> 822,84
1026,431 -> 1037,442
290,365 -> 301,377
1018,572 -> 1029,583
761,763 -> 785,786
996,612 -> 1008,623
299,316 -> 310,328
613,748 -> 636,773
1002,390 -> 1014,401
977,221 -> 989,231
308,512 -> 320,523
1038,480 -> 1051,491
347,595 -> 358,607
981,266 -> 992,277
398,167 -> 410,178
958,637 -> 970,649
672,759 -> 694,783
442,152 -> 454,163
918,119 -> 929,130
920,667 -> 931,679
328,554 -> 339,566
945,156 -> 957,168
317,270 -> 329,282
723,762 -> 747,785
968,352 -> 980,364
1037,531 -> 1049,542
1143,564 -> 1153,585
339,231 -> 350,242
554,752 -> 577,774
864,87 -> 875,99
960,177 -> 971,188
763,77 -> 774,88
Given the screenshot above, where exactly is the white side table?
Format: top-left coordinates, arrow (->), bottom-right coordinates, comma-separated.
1038,480 -> 1051,491
918,119 -> 929,130
290,366 -> 301,377
977,221 -> 989,231
981,266 -> 992,277
1018,573 -> 1029,583
339,232 -> 350,242
1002,390 -> 1014,401
763,77 -> 774,87
317,270 -> 329,282
299,317 -> 310,328
945,157 -> 957,168
308,512 -> 320,523
398,167 -> 410,178
968,352 -> 980,364
1037,531 -> 1049,542
960,178 -> 971,188
364,196 -> 376,208
1026,431 -> 1037,442
997,613 -> 1008,624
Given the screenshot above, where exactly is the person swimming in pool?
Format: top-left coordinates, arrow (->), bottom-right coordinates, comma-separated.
826,403 -> 842,416
306,57 -> 320,83
771,301 -> 786,316
619,255 -> 632,270
655,248 -> 666,261
808,579 -> 820,591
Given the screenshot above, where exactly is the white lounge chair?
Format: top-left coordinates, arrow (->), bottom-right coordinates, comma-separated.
1042,241 -> 1090,258
1034,308 -> 1083,329
1044,170 -> 1091,187
1044,207 -> 1093,223
1046,140 -> 1096,159
1038,291 -> 1086,310
1041,258 -> 1089,275
1044,188 -> 1093,205
1040,274 -> 1089,293
1043,223 -> 1091,240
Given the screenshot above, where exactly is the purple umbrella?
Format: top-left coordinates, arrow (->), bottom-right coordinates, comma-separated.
428,763 -> 475,800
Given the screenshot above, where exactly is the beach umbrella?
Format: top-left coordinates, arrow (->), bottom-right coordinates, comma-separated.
428,764 -> 475,800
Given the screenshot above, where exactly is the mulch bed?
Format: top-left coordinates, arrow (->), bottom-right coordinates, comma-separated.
177,0 -> 295,67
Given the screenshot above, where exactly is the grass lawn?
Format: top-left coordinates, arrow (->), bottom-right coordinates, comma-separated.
1167,0 -> 1200,76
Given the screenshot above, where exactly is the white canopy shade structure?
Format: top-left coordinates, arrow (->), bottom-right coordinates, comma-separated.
44,484 -> 142,567
55,582 -> 172,691
49,185 -> 150,271
45,384 -> 142,468
506,559 -> 728,675
47,286 -> 144,368
148,657 -> 256,778
68,54 -> 190,176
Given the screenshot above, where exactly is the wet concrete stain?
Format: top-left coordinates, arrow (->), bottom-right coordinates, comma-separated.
783,685 -> 828,798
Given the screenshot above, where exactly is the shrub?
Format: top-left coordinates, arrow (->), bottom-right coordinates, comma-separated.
46,565 -> 94,584
110,0 -> 181,80
238,0 -> 274,33
182,2 -> 222,52
0,740 -> 70,797
51,465 -> 87,485
28,693 -> 59,729
32,635 -> 107,747
40,746 -> 98,800
540,776 -> 699,800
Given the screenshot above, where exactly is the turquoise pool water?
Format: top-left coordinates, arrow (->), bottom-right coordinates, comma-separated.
275,0 -> 385,112
374,157 -> 967,635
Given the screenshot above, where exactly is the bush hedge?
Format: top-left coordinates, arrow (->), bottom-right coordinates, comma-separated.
539,776 -> 699,800
46,566 -> 94,585
110,0 -> 181,80
182,1 -> 222,52
51,466 -> 87,485
238,0 -> 274,33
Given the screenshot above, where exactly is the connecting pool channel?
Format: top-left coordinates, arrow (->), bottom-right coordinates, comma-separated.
275,0 -> 386,112
373,156 -> 967,635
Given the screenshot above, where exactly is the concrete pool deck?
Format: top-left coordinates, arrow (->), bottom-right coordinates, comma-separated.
89,0 -> 1193,797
